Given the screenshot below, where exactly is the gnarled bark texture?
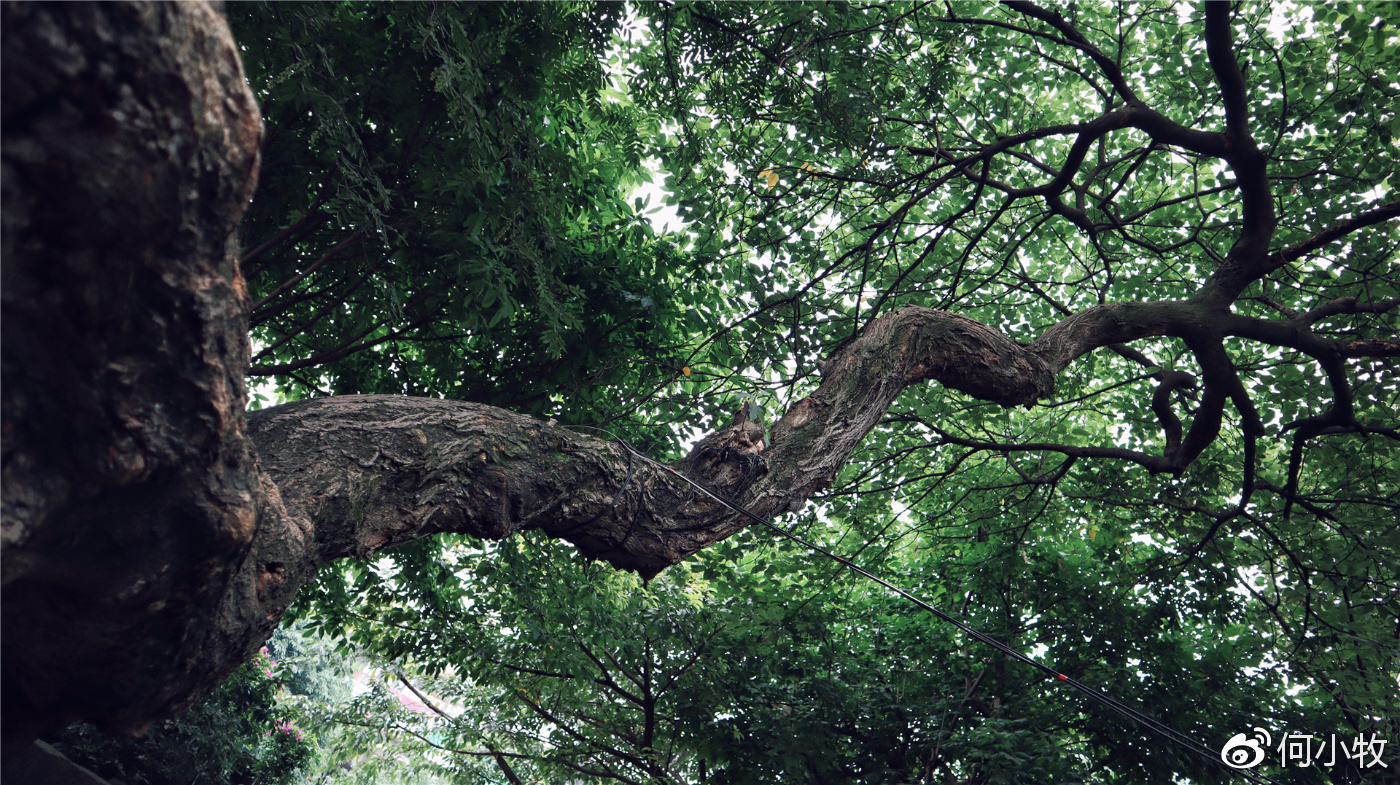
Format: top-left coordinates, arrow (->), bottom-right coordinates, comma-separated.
2,0 -> 261,741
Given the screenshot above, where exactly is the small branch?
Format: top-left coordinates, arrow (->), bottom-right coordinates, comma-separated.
250,228 -> 368,311
1298,295 -> 1400,327
241,173 -> 339,274
1207,202 -> 1400,304
933,428 -> 1176,474
240,209 -> 330,279
1268,200 -> 1400,270
394,672 -> 458,724
250,290 -> 433,374
251,268 -> 378,361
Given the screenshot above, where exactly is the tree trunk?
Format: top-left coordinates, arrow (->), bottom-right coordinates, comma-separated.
2,0 -> 262,741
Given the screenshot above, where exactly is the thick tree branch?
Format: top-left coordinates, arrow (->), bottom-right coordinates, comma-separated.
2,1 -> 263,742
1204,3 -> 1252,144
1027,300 -> 1207,373
1195,4 -> 1277,303
1150,370 -> 1196,456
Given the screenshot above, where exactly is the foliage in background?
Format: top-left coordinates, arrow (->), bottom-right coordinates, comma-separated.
226,2 -> 1398,785
229,2 -> 706,456
49,640 -> 315,785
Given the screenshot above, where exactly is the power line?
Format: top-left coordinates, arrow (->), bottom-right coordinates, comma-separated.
608,437 -> 1278,785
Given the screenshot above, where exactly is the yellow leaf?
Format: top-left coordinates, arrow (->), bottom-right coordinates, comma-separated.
681,366 -> 691,376
759,168 -> 779,189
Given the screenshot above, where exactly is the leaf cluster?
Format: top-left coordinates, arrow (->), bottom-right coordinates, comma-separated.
231,2 -> 702,441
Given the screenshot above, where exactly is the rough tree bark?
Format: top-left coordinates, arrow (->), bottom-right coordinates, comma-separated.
2,1 -> 262,742
2,0 -> 1395,747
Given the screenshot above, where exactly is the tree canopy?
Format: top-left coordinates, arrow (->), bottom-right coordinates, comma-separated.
3,2 -> 1396,784
230,2 -> 695,436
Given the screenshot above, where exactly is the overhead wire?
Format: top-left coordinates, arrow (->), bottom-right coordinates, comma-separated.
596,434 -> 1278,785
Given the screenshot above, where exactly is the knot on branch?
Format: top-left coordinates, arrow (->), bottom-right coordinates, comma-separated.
679,420 -> 768,500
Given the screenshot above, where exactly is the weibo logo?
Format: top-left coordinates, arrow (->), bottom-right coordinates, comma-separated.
1221,728 -> 1272,769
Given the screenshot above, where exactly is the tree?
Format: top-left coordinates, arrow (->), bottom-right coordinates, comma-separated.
2,3 -> 1396,783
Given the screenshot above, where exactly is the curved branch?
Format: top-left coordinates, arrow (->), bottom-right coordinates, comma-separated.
1220,312 -> 1400,359
1151,370 -> 1197,456
1266,200 -> 1400,270
240,299 -> 1227,625
1204,3 -> 1251,144
1001,1 -> 1140,105
1027,300 -> 1205,373
1296,294 -> 1400,329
